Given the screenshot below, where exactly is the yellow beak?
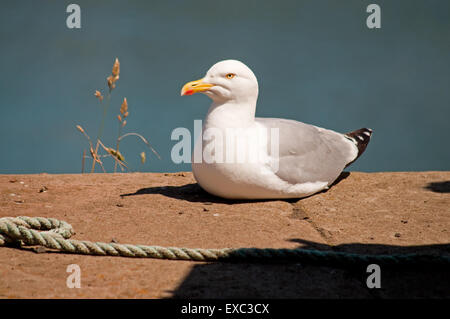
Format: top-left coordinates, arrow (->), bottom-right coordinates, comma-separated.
180,78 -> 214,96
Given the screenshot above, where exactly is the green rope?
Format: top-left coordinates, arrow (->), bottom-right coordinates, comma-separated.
0,216 -> 448,267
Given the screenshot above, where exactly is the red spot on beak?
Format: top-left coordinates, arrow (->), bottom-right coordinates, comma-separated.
184,89 -> 194,96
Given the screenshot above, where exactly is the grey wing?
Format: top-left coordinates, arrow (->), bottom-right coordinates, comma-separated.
256,118 -> 357,185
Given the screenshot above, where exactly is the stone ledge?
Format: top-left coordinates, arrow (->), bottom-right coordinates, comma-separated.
0,171 -> 448,298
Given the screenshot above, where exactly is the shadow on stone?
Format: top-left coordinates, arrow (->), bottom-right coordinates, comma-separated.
121,182 -> 260,204
169,240 -> 450,299
425,181 -> 450,193
288,238 -> 450,256
120,172 -> 351,204
330,171 -> 350,187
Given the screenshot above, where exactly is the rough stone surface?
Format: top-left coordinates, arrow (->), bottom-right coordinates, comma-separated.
0,171 -> 449,298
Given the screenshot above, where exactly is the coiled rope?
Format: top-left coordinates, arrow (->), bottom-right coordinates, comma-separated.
1,216 -> 448,267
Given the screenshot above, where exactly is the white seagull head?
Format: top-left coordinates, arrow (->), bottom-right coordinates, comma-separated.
181,60 -> 259,104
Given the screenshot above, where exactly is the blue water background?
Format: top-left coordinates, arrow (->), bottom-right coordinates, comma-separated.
1,0 -> 449,174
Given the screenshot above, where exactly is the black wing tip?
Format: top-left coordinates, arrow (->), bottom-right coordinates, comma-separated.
344,128 -> 373,167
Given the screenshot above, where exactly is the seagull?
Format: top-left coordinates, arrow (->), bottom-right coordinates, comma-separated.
181,60 -> 372,199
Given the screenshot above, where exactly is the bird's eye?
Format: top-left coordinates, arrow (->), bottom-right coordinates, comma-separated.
225,73 -> 236,79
